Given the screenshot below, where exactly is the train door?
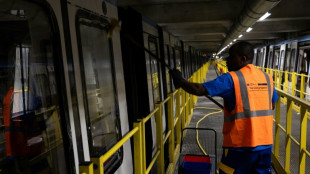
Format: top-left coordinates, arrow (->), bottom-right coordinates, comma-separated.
142,20 -> 166,167
297,45 -> 310,101
253,49 -> 258,65
260,47 -> 267,68
279,44 -> 288,89
286,42 -> 298,93
0,0 -> 76,173
279,44 -> 287,71
267,45 -> 274,68
66,1 -> 132,173
273,46 -> 280,70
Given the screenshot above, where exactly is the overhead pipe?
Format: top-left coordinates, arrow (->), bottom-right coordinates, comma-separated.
219,0 -> 281,52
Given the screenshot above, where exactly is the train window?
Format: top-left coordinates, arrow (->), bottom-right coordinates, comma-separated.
148,36 -> 161,105
255,51 -> 261,66
164,45 -> 171,93
273,51 -> 279,69
175,48 -> 181,70
289,49 -> 296,72
0,1 -> 68,173
279,50 -> 286,70
267,51 -> 273,68
76,12 -> 122,173
284,49 -> 291,71
300,52 -> 308,74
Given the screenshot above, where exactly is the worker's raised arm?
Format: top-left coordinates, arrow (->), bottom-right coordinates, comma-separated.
169,68 -> 209,96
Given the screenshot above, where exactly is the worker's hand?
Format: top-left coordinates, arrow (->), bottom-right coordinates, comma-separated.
169,68 -> 183,89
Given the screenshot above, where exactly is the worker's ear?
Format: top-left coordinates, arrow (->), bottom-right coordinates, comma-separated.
242,56 -> 247,61
242,56 -> 247,62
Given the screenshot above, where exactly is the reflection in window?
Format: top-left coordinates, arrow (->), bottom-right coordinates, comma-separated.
0,1 -> 66,173
78,15 -> 121,173
148,36 -> 160,106
164,46 -> 171,93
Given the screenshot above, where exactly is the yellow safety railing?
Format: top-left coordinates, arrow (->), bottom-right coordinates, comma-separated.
215,61 -> 310,174
258,67 -> 310,118
272,88 -> 310,174
81,62 -> 210,174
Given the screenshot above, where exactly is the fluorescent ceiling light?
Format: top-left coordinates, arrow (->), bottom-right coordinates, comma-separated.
233,39 -> 237,42
246,27 -> 253,32
238,34 -> 243,38
258,12 -> 271,21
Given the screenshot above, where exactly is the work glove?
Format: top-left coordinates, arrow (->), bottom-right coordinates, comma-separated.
169,68 -> 183,89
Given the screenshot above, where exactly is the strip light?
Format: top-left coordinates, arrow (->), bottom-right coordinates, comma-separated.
258,12 -> 271,21
246,27 -> 253,32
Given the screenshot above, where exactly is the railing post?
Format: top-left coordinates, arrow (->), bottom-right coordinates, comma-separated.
79,162 -> 93,174
292,72 -> 297,96
285,99 -> 293,172
274,70 -> 278,87
185,92 -> 189,127
168,93 -> 175,165
155,103 -> 164,174
299,106 -> 308,174
278,70 -> 281,89
182,90 -> 186,130
274,98 -> 281,159
133,122 -> 144,174
90,157 -> 104,174
176,90 -> 181,146
300,74 -> 305,99
284,71 -> 288,92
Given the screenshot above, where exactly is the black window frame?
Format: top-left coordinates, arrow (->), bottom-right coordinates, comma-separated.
75,9 -> 123,174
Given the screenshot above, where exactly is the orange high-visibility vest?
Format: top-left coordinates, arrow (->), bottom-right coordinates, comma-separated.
3,87 -> 44,157
223,64 -> 274,147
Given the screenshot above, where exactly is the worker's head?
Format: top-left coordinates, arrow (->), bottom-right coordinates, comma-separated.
227,41 -> 254,71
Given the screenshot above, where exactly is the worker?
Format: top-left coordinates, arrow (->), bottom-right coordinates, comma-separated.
170,41 -> 278,174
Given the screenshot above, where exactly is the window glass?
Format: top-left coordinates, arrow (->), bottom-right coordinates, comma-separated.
289,49 -> 296,72
0,1 -> 67,173
164,45 -> 171,93
256,51 -> 261,66
279,50 -> 285,70
175,48 -> 181,70
77,14 -> 121,172
284,50 -> 291,71
273,51 -> 279,69
148,37 -> 160,105
268,51 -> 273,68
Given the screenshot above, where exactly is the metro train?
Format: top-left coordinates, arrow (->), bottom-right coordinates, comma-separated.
253,38 -> 310,100
0,0 -> 207,173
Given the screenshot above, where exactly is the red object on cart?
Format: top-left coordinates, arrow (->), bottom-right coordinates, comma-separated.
182,155 -> 212,174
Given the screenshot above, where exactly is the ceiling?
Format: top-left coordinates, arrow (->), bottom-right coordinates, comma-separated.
117,0 -> 310,55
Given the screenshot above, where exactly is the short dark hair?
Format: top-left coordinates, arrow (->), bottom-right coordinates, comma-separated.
229,41 -> 254,61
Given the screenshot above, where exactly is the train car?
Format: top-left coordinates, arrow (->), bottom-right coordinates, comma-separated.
0,0 -> 208,173
253,37 -> 310,101
0,0 -> 133,173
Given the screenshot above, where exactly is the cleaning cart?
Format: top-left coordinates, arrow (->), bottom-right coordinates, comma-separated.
178,127 -> 217,174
